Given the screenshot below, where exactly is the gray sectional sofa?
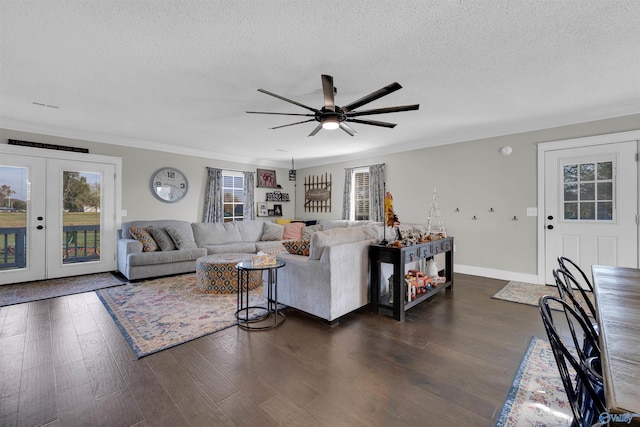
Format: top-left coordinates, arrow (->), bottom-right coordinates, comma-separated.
118,219 -> 342,280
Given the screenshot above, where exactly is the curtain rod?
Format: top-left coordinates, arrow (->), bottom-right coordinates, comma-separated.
350,162 -> 385,169
208,167 -> 253,174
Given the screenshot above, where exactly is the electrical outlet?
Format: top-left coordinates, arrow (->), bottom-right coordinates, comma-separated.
121,209 -> 127,217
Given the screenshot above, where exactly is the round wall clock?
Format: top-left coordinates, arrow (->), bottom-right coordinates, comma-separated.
150,167 -> 188,203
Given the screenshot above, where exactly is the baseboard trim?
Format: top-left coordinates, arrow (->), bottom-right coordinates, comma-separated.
454,264 -> 541,284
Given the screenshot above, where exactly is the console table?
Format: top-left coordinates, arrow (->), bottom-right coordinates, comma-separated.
369,237 -> 454,321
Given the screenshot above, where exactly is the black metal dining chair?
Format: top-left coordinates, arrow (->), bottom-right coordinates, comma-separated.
557,256 -> 598,318
553,268 -> 600,364
539,295 -> 605,427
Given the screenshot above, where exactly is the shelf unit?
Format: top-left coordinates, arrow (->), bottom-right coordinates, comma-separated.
369,237 -> 454,321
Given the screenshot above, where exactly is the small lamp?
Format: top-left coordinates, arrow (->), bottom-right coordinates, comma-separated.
322,116 -> 340,130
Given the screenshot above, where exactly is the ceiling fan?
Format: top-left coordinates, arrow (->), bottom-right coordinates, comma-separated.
247,74 -> 419,136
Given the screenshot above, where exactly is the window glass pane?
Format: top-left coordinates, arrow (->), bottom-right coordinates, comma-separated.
579,183 -> 595,201
564,203 -> 578,220
223,176 -> 233,187
234,204 -> 243,216
234,190 -> 245,203
597,162 -> 612,180
233,176 -> 243,188
223,205 -> 233,217
223,190 -> 233,203
597,182 -> 612,200
564,183 -> 578,201
563,165 -> 577,182
580,202 -> 595,220
597,202 -> 613,220
579,163 -> 595,181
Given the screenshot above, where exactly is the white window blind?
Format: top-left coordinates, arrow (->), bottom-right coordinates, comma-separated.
222,171 -> 245,222
353,168 -> 370,220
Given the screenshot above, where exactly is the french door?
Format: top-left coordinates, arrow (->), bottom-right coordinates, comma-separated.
542,138 -> 638,284
0,147 -> 119,285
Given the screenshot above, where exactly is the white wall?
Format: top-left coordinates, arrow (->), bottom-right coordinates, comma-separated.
294,114 -> 640,281
0,129 -> 296,222
2,113 -> 639,280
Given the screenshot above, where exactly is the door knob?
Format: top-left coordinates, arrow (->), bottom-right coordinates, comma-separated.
547,225 -> 554,230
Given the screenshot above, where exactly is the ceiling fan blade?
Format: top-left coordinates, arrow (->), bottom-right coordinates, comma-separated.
257,89 -> 319,113
308,123 -> 323,136
246,111 -> 314,117
346,104 -> 420,118
341,82 -> 402,112
346,118 -> 397,128
270,119 -> 316,130
321,74 -> 335,111
339,122 -> 358,136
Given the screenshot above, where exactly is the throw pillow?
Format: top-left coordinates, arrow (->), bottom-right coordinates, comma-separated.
148,227 -> 176,251
129,227 -> 159,252
283,240 -> 311,256
164,224 -> 198,249
261,222 -> 284,241
275,218 -> 292,224
283,222 -> 304,240
302,224 -> 323,240
303,220 -> 318,226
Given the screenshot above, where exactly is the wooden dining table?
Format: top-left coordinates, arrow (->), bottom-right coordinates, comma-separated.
592,265 -> 640,426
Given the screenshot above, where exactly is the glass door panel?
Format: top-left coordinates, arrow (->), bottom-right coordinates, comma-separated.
62,171 -> 102,265
0,155 -> 46,285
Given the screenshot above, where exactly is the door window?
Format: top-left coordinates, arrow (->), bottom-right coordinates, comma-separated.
562,160 -> 614,221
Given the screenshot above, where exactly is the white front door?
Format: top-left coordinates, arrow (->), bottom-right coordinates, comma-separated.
1,148 -> 119,285
543,140 -> 638,284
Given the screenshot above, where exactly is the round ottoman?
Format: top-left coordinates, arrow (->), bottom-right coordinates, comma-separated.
195,253 -> 262,294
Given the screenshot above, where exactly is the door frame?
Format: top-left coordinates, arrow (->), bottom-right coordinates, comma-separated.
536,130 -> 640,284
0,144 -> 122,282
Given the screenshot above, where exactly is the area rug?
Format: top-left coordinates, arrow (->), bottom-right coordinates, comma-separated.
494,336 -> 573,426
0,272 -> 126,307
97,274 -> 270,358
492,281 -> 594,310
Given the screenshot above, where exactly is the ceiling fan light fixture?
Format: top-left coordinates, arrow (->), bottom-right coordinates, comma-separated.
322,116 -> 340,130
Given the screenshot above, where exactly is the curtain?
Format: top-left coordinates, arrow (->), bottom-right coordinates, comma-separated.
243,171 -> 255,220
203,167 -> 223,223
369,163 -> 385,222
342,167 -> 354,220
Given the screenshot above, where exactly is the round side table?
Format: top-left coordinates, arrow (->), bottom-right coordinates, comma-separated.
235,259 -> 286,330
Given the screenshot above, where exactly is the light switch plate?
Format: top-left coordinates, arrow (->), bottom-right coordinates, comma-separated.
526,207 -> 537,216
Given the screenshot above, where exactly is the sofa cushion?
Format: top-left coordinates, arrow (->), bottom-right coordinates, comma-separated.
191,222 -> 242,246
128,247 -> 206,267
302,224 -> 323,240
283,240 -> 310,256
148,227 -> 177,251
319,220 -> 353,230
309,227 -> 368,260
261,222 -> 284,241
165,224 -> 198,249
237,220 -> 265,243
129,227 -> 159,252
283,222 -> 304,240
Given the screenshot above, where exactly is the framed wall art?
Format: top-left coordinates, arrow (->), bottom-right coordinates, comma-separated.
257,202 -> 268,217
273,204 -> 283,216
257,169 -> 277,188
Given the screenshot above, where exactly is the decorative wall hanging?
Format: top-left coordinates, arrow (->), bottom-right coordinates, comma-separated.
256,169 -> 277,188
304,173 -> 332,212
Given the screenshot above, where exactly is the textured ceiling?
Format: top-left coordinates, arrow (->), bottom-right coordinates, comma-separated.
1,0 -> 639,168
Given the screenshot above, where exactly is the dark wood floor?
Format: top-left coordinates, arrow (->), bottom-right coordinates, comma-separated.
0,273 -> 550,427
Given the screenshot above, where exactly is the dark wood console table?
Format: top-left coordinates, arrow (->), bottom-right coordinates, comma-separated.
369,237 -> 454,321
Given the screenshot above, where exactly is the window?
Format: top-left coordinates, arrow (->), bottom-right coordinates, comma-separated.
351,168 -> 370,220
562,160 -> 614,221
222,171 -> 244,222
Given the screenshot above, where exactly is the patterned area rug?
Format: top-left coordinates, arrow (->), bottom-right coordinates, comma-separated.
494,336 -> 573,426
0,272 -> 126,307
492,281 -> 594,310
97,273 -> 270,358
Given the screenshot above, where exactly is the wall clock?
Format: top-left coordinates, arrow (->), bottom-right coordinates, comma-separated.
150,167 -> 188,203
